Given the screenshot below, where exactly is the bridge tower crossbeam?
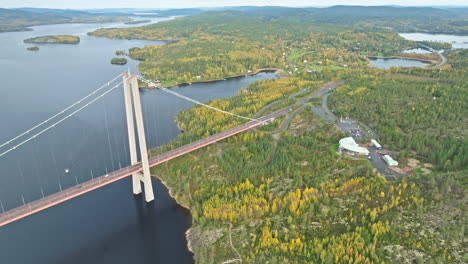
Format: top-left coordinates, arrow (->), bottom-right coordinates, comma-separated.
123,73 -> 154,202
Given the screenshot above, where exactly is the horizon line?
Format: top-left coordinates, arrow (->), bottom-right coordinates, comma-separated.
5,5 -> 468,10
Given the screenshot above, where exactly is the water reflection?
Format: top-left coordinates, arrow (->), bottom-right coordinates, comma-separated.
369,58 -> 430,69
399,33 -> 468,49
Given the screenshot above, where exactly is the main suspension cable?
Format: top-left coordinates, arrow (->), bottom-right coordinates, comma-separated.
137,76 -> 261,123
0,73 -> 123,149
0,77 -> 129,158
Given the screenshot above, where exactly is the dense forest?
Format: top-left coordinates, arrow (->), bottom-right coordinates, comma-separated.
447,48 -> 468,69
329,67 -> 468,171
150,77 -> 466,263
88,6 -> 467,263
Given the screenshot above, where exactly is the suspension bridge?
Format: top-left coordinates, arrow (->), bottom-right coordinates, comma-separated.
0,73 -> 289,227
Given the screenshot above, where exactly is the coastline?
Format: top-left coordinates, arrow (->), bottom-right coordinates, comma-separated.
151,175 -> 196,255
139,68 -> 282,89
151,75 -> 283,260
366,55 -> 434,64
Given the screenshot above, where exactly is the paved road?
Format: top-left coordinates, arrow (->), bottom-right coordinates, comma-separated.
266,81 -> 345,164
253,99 -> 286,119
272,81 -> 345,136
432,51 -> 447,68
367,147 -> 398,181
300,80 -> 345,103
272,104 -> 306,138
313,93 -> 337,123
419,44 -> 447,68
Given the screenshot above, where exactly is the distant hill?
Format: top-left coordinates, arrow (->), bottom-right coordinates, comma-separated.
14,7 -> 91,15
79,8 -> 204,17
221,6 -> 468,34
2,6 -> 467,35
0,8 -> 129,33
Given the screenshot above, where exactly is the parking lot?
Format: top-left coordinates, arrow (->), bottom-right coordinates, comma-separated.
367,146 -> 398,181
337,119 -> 397,181
337,119 -> 368,141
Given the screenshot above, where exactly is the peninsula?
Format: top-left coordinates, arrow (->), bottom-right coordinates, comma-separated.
24,35 -> 80,44
124,20 -> 151,25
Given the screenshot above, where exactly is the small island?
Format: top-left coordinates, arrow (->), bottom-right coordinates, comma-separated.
26,46 -> 39,51
24,35 -> 80,44
115,50 -> 127,56
111,57 -> 127,65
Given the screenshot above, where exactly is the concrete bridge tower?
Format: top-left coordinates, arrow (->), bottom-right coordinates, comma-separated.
123,73 -> 154,202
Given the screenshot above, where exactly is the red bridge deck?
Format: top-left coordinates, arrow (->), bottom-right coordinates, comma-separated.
0,108 -> 289,227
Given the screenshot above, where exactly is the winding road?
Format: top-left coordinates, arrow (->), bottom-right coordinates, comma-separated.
419,44 -> 447,68
432,51 -> 447,68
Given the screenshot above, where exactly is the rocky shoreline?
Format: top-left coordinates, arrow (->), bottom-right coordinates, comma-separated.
151,175 -> 196,256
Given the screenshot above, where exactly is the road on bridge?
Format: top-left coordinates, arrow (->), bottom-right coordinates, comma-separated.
0,108 -> 291,227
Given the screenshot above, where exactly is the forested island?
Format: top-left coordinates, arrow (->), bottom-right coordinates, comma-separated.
110,57 -> 127,65
88,6 -> 467,263
26,46 -> 39,51
24,35 -> 80,44
115,50 -> 126,55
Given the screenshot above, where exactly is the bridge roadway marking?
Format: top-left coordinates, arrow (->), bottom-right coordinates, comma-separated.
0,108 -> 289,227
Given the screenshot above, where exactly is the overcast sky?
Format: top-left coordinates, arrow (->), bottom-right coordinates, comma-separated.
4,0 -> 468,9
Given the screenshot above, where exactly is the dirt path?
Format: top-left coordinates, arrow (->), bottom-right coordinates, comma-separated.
220,223 -> 242,264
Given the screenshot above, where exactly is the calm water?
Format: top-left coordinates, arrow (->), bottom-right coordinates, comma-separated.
399,33 -> 468,49
369,58 -> 430,69
0,19 -> 277,264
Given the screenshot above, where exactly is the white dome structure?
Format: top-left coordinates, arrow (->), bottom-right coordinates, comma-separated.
339,137 -> 369,156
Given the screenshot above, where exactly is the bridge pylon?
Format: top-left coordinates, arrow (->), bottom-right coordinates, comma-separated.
123,73 -> 155,202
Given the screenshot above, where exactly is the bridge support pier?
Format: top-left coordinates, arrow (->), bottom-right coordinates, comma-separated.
123,73 -> 154,202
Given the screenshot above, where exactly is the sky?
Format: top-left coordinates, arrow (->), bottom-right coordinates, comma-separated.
4,0 -> 468,9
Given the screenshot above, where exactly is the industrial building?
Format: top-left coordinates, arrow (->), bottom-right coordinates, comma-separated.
382,155 -> 399,166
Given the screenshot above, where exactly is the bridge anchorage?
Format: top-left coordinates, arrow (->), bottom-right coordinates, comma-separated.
123,73 -> 154,202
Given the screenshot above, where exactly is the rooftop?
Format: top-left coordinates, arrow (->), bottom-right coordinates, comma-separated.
339,137 -> 369,155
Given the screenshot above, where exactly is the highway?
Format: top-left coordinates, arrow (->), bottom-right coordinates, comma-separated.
0,108 -> 290,227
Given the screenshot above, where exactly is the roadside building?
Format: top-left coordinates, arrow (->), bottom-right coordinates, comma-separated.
371,139 -> 383,150
338,137 -> 370,156
382,155 -> 399,166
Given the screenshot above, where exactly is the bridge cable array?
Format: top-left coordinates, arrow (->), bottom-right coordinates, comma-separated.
0,76 -> 130,158
0,73 -> 123,150
137,76 -> 262,123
